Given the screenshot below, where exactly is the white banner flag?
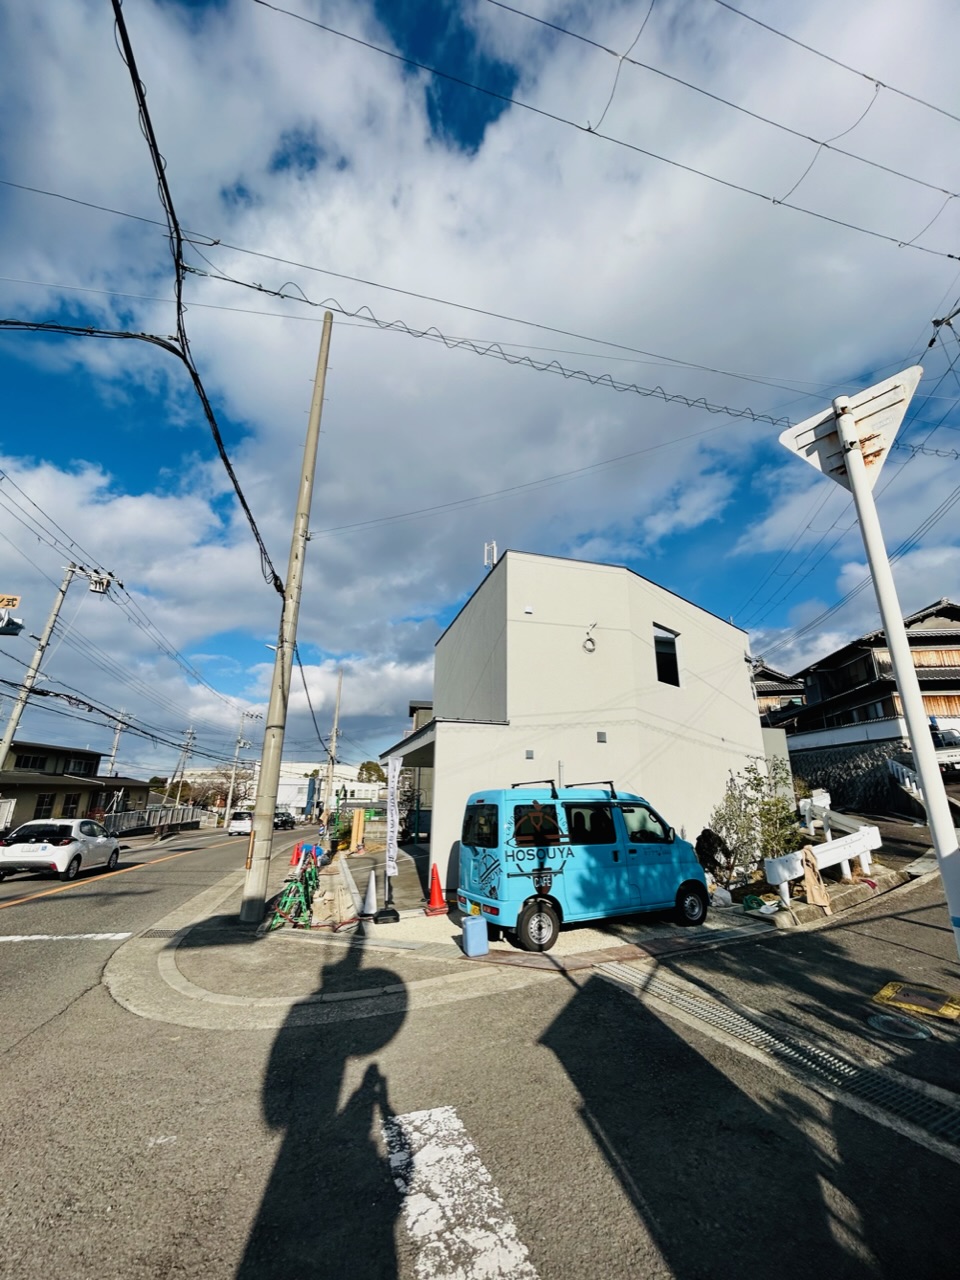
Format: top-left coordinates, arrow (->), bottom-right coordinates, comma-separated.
386,756 -> 401,878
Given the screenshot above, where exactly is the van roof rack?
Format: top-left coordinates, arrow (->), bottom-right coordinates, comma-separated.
510,779 -> 559,800
566,781 -> 618,799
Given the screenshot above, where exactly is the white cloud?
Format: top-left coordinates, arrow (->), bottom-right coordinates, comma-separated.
2,0 -> 960,766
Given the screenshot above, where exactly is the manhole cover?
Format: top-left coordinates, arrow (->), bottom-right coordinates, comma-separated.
867,1012 -> 932,1040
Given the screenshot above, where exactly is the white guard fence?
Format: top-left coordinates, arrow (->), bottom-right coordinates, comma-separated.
102,804 -> 218,835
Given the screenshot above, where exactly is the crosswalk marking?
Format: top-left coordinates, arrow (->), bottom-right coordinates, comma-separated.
0,932 -> 132,943
383,1105 -> 539,1280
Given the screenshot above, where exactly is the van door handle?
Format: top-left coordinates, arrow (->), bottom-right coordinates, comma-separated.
612,849 -> 620,862
628,847 -> 637,854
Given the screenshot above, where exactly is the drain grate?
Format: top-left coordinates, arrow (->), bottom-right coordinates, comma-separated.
600,963 -> 960,1148
141,928 -> 182,939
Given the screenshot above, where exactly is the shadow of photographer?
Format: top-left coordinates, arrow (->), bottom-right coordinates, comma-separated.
237,942 -> 407,1279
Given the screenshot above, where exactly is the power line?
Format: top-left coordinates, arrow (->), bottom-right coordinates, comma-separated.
482,0 -> 960,203
250,0 -> 959,261
0,2 -> 284,598
184,260 -> 793,425
0,469 -> 256,714
710,0 -> 960,128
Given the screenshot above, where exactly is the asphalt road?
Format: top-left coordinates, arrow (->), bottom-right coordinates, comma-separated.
1,838 -> 959,1279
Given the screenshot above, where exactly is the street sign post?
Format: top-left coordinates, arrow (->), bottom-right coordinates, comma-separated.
780,366 -> 960,959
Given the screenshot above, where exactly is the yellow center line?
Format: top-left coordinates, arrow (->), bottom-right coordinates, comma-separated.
0,835 -> 256,911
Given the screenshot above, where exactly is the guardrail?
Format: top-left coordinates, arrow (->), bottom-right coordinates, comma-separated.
102,805 -> 217,835
790,794 -> 881,907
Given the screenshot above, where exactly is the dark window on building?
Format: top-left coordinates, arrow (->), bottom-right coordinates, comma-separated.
62,792 -> 81,818
654,625 -> 680,686
67,758 -> 96,776
16,754 -> 48,771
34,793 -> 56,819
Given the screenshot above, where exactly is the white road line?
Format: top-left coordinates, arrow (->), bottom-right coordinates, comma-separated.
0,932 -> 133,942
383,1105 -> 539,1280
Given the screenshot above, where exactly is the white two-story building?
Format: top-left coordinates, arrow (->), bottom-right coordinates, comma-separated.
381,550 -> 766,890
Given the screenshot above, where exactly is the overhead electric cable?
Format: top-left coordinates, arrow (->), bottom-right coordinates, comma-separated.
482,0 -> 960,202
709,0 -> 960,127
250,0 -> 959,261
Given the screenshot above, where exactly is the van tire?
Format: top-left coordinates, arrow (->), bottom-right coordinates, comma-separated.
517,899 -> 559,952
675,881 -> 708,926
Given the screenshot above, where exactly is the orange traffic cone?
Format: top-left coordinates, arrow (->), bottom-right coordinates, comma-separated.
424,863 -> 448,916
289,841 -> 303,867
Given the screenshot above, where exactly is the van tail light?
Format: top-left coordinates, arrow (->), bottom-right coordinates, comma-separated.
457,894 -> 466,907
481,904 -> 500,917
53,838 -> 76,847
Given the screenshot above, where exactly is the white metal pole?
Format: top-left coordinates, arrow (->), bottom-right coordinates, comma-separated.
240,312 -> 333,922
835,398 -> 960,956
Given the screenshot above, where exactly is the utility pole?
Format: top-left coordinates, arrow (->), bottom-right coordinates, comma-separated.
240,312 -> 334,922
175,727 -> 195,805
223,712 -> 253,826
105,709 -> 126,776
781,367 -> 960,959
322,668 -> 343,823
161,727 -> 193,808
0,564 -> 77,773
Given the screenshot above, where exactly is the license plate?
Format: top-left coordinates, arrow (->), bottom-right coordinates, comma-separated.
470,902 -> 481,916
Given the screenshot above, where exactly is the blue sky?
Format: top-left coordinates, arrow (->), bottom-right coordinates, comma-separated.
2,0 -> 960,778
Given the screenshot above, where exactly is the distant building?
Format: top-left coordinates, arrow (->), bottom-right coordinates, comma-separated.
380,550 -> 766,890
752,661 -> 804,724
0,739 -> 149,831
785,598 -> 960,807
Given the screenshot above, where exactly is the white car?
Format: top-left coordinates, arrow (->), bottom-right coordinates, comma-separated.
0,818 -> 120,882
227,810 -> 253,836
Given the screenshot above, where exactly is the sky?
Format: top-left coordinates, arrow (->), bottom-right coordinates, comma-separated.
2,0 -> 960,780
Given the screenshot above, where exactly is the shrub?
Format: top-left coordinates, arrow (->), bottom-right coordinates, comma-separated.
705,757 -> 804,885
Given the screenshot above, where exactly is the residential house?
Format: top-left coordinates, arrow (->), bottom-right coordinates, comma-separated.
380,550 -> 766,890
752,661 -> 805,724
785,598 -> 960,808
0,739 -> 150,831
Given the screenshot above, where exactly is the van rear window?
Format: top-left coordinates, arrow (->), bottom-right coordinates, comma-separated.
462,804 -> 498,848
513,803 -> 560,846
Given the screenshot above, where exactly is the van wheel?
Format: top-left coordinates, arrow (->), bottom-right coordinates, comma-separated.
517,899 -> 559,952
675,882 -> 708,926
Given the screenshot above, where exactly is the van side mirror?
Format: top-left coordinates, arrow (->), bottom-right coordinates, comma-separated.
667,827 -> 675,842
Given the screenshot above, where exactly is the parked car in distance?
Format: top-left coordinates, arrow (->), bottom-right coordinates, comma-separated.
227,810 -> 253,836
273,811 -> 296,830
458,783 -> 708,952
0,818 -> 120,882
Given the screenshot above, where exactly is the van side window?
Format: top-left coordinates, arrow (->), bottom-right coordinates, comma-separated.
462,804 -> 499,848
565,804 -> 616,844
620,804 -> 669,842
513,803 -> 560,846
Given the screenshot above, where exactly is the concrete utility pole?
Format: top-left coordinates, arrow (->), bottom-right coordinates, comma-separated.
162,727 -> 194,807
223,712 -> 253,826
175,727 -> 195,805
781,367 -> 960,959
0,564 -> 77,773
105,710 -> 126,776
322,668 -> 343,823
240,312 -> 334,923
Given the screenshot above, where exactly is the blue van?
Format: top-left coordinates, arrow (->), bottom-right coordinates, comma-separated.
457,782 -> 708,951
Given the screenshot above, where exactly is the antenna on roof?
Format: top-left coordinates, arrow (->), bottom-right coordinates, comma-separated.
483,541 -> 497,571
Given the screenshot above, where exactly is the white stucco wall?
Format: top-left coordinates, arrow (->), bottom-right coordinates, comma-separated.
433,564 -> 508,722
